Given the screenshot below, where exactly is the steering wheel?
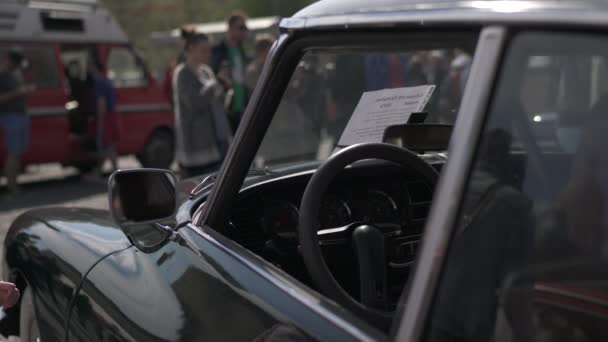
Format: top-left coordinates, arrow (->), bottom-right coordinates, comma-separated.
298,143 -> 439,330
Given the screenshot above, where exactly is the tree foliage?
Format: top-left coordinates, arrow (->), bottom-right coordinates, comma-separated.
102,0 -> 314,75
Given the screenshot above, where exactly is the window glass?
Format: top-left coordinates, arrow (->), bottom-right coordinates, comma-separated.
107,47 -> 147,88
253,38 -> 476,169
426,32 -> 608,342
0,44 -> 60,88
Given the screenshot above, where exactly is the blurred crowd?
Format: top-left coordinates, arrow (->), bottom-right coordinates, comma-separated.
0,9 -> 473,193
253,48 -> 472,165
167,11 -> 276,177
168,10 -> 472,174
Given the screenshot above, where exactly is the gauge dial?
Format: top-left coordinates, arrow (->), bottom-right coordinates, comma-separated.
263,201 -> 299,239
319,196 -> 352,228
365,190 -> 399,223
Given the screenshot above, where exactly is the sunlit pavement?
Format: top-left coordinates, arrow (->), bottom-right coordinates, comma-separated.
0,157 -> 144,271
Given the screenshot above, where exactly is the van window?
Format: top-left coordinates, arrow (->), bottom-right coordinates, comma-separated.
107,47 -> 147,88
0,44 -> 60,89
40,12 -> 84,32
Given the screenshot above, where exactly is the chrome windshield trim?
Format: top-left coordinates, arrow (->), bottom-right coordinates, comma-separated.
535,284 -> 608,308
116,103 -> 172,113
395,26 -> 508,340
29,106 -> 65,116
189,174 -> 217,198
291,6 -> 608,31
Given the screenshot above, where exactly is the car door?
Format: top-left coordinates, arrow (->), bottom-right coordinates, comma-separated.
67,220 -> 385,341
0,42 -> 70,165
395,28 -> 608,342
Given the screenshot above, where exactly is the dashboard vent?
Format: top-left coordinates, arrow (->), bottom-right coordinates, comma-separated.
406,181 -> 433,223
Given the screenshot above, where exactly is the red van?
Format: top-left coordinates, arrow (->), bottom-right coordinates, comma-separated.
0,0 -> 174,173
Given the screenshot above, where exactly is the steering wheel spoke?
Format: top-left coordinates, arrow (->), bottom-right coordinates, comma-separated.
317,222 -> 361,245
298,143 -> 439,330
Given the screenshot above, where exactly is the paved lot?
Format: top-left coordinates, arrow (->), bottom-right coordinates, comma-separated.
0,157 -> 144,271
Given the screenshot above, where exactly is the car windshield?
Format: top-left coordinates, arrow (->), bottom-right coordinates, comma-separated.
253,41 -> 476,169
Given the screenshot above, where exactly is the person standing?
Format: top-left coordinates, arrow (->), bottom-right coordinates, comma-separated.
89,60 -> 121,174
174,29 -> 231,177
211,11 -> 249,132
245,34 -> 274,93
65,59 -> 97,135
0,51 -> 33,195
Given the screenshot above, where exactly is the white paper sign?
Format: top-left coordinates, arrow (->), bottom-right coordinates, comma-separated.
337,85 -> 436,147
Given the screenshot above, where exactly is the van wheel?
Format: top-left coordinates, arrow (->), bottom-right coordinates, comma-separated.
138,130 -> 174,169
20,287 -> 41,342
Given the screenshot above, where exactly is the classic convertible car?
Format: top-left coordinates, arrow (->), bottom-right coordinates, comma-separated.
4,0 -> 608,341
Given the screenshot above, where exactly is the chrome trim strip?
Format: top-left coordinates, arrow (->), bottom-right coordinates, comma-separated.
184,223 -> 382,341
116,103 -> 172,113
536,284 -> 608,308
294,8 -> 608,31
27,103 -> 171,117
396,26 -> 508,341
317,226 -> 349,236
534,297 -> 608,321
29,106 -> 65,116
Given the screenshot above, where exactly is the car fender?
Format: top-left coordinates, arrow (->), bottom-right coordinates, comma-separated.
2,208 -> 132,341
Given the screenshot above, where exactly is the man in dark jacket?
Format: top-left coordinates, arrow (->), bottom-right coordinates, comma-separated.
211,11 -> 249,132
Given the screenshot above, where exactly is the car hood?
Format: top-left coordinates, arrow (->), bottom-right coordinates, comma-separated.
6,207 -> 131,258
4,207 -> 132,288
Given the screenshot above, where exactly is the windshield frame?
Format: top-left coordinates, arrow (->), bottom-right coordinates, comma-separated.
198,28 -> 481,336
202,28 -> 480,224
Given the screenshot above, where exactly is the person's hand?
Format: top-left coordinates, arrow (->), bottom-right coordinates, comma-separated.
0,282 -> 20,309
217,67 -> 232,88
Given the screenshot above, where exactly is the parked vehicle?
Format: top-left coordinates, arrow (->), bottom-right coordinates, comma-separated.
0,0 -> 174,172
4,0 -> 608,341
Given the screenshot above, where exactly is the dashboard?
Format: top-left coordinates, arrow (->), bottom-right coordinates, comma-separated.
223,161 -> 439,305
226,162 -> 435,256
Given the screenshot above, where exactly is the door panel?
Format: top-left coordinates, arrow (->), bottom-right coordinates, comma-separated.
423,31 -> 608,342
67,228 -> 284,341
67,224 -> 382,341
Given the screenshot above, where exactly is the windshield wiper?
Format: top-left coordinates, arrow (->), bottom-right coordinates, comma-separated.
189,167 -> 276,199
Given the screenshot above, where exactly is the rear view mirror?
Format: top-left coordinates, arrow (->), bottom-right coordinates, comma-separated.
109,169 -> 177,226
383,124 -> 453,153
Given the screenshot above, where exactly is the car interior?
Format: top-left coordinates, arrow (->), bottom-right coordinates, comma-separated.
196,37 -> 480,329
191,32 -> 608,335
220,127 -> 445,330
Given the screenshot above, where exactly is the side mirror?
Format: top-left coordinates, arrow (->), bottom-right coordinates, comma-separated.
108,169 -> 178,226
